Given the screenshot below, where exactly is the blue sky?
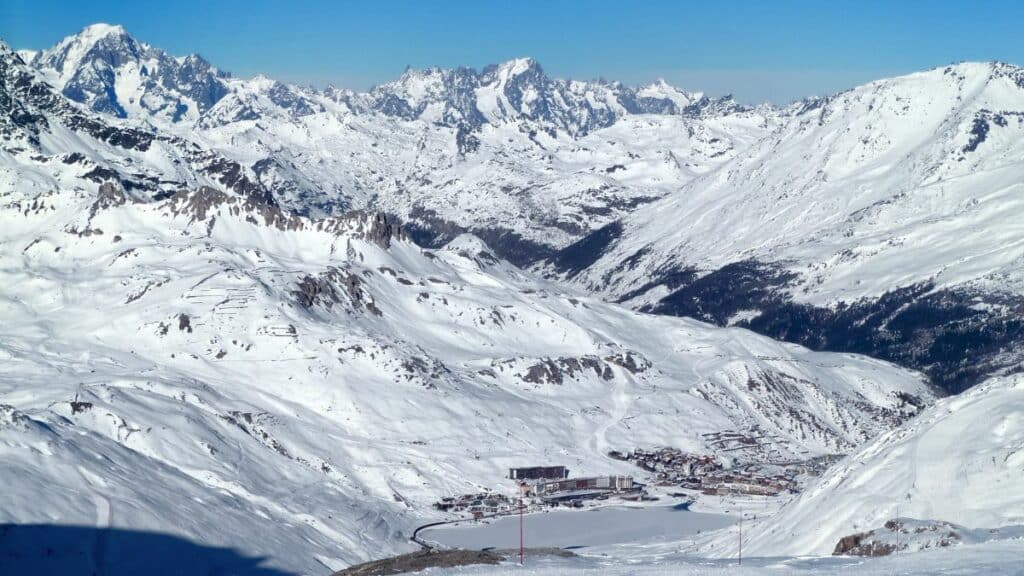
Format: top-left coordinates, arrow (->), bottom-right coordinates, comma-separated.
2,0 -> 1023,103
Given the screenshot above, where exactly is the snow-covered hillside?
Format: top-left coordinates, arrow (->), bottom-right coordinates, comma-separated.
0,179 -> 932,572
723,373 -> 1024,558
559,62 -> 1024,303
549,62 -> 1024,392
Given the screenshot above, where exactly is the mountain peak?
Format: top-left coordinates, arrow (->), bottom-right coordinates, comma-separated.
483,57 -> 544,82
42,22 -> 141,80
78,22 -> 129,40
57,23 -> 136,57
31,22 -> 230,121
884,60 -> 1024,88
501,57 -> 541,74
637,78 -> 703,108
952,60 -> 1024,86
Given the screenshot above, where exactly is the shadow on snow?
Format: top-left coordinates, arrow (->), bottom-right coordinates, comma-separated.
0,524 -> 296,576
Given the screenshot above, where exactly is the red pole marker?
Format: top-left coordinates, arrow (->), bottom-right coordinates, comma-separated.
519,497 -> 525,565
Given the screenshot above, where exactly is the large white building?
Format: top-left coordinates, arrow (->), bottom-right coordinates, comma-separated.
530,475 -> 634,497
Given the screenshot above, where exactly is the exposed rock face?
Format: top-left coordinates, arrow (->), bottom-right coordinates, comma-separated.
833,532 -> 895,557
0,45 -> 279,203
520,356 -> 614,384
603,351 -> 651,374
833,519 -> 968,557
30,24 -> 229,121
355,212 -> 407,249
0,405 -> 30,429
0,43 -> 153,152
399,356 -> 451,388
294,267 -> 382,316
89,182 -> 128,218
163,187 -> 406,247
0,48 -> 46,145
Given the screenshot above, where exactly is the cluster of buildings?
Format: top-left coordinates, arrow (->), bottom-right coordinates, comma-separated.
432,466 -> 641,519
507,465 -> 569,481
430,449 -> 844,522
432,492 -> 519,518
611,447 -> 796,497
610,448 -> 720,479
431,449 -> 841,521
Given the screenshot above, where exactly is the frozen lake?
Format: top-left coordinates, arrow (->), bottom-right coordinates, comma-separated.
421,506 -> 735,550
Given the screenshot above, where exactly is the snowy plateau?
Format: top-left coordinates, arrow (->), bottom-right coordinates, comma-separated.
0,22 -> 1023,576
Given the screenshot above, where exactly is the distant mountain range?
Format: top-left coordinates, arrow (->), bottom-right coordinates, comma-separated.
17,24 -> 777,259
20,24 -> 751,133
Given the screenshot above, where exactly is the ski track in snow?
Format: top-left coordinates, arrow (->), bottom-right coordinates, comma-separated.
78,466 -> 113,574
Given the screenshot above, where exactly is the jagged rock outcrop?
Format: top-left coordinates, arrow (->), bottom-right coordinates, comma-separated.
163,186 -> 405,247
294,267 -> 382,316
831,519 -> 1013,557
520,356 -> 614,384
353,57 -> 751,137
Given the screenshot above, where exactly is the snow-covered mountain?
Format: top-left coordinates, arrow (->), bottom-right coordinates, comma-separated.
351,57 -> 749,136
27,24 -> 751,137
725,373 -> 1024,558
12,19 -> 1024,573
548,62 -> 1024,393
29,26 -> 1024,397
23,24 -> 779,266
197,94 -> 772,265
0,35 -> 939,572
24,23 -> 228,123
0,41 -> 273,204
